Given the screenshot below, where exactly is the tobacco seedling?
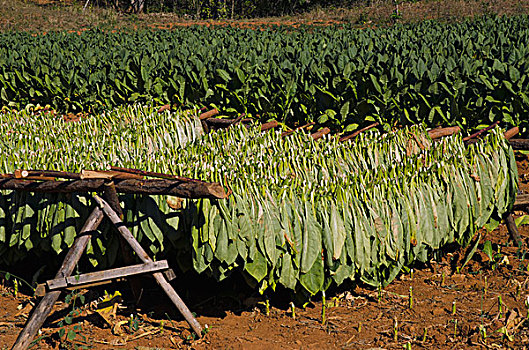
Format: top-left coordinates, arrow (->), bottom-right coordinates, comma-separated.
479,325 -> 487,343
393,317 -> 398,342
498,295 -> 503,319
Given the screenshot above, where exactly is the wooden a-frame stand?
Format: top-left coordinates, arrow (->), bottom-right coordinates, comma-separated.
11,195 -> 202,350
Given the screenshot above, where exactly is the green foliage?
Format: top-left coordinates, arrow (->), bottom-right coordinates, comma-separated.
1,15 -> 529,132
0,107 -> 519,296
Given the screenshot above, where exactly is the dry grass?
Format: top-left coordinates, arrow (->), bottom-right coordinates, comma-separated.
294,0 -> 529,25
0,0 -> 528,32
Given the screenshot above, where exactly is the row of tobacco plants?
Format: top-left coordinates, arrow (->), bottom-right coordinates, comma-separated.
0,105 -> 518,298
1,15 -> 529,132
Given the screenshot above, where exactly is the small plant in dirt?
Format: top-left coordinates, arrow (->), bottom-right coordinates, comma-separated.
482,241 -> 504,270
41,289 -> 90,349
0,271 -> 35,298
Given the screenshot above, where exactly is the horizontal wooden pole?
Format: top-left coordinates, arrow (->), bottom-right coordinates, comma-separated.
427,126 -> 460,140
311,127 -> 331,140
514,194 -> 529,210
0,178 -> 228,199
45,260 -> 169,291
509,139 -> 529,150
261,120 -> 279,132
199,108 -> 219,120
340,122 -> 380,142
504,127 -> 519,140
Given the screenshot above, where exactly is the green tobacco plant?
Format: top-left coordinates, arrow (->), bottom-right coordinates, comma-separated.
1,15 -> 529,132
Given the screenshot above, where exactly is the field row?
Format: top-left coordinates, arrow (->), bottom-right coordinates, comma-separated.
1,15 -> 529,132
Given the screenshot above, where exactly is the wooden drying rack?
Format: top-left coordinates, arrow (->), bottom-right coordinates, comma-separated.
0,167 -> 229,350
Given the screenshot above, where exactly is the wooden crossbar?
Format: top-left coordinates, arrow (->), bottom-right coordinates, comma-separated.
36,261 -> 169,294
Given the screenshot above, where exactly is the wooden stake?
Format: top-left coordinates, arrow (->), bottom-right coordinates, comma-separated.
505,213 -> 524,248
12,207 -> 104,350
93,195 -> 203,337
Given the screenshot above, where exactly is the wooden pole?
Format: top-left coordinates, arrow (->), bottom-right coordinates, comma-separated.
12,207 -> 104,350
109,166 -> 203,183
260,120 -> 279,132
93,195 -> 203,337
199,109 -> 219,120
513,194 -> 529,210
102,182 -> 144,303
508,139 -> 529,150
339,122 -> 379,142
281,122 -> 315,137
505,213 -> 524,248
504,127 -> 519,140
463,121 -> 500,142
0,178 -> 228,199
311,127 -> 331,140
427,126 -> 461,140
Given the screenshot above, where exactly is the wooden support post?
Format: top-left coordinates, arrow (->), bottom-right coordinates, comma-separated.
505,213 -> 524,248
12,207 -> 104,350
93,195 -> 203,337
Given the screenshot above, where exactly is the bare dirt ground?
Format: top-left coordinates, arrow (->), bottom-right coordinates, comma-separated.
1,152 -> 529,349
